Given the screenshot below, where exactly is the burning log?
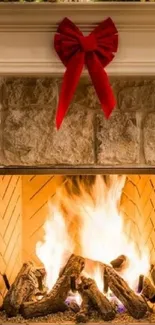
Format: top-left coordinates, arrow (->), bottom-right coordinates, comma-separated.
140,275 -> 155,303
110,255 -> 128,272
77,276 -> 116,321
3,262 -> 39,317
150,264 -> 155,285
2,274 -> 10,290
76,295 -> 90,323
0,292 -> 3,310
84,256 -> 128,295
103,268 -> 109,294
105,265 -> 148,319
76,276 -> 94,323
21,254 -> 85,319
35,267 -> 46,292
138,275 -> 144,293
70,275 -> 76,292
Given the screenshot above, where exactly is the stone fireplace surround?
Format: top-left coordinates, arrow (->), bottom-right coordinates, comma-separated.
0,2 -> 155,169
1,76 -> 155,168
1,4 -> 155,322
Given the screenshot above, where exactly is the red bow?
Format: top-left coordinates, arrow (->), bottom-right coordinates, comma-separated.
54,17 -> 118,129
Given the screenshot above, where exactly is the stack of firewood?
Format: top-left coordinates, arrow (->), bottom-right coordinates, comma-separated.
1,254 -> 155,322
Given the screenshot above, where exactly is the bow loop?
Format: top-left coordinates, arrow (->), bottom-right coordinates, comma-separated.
54,17 -> 118,129
57,17 -> 83,38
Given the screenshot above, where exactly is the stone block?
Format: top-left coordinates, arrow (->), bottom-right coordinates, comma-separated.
96,110 -> 140,165
3,100 -> 95,166
144,113 -> 155,165
3,78 -> 60,108
0,79 -> 5,165
118,81 -> 155,112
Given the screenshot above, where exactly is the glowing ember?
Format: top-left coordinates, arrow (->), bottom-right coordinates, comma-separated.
36,175 -> 150,301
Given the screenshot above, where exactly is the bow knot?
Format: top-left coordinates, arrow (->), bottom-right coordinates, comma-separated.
79,34 -> 97,53
54,17 -> 118,129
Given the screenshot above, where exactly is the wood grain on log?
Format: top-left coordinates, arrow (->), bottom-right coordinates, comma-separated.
105,265 -> 148,319
76,277 -> 94,323
3,262 -> 38,317
76,295 -> 90,323
78,276 -> 116,321
141,276 -> 155,302
21,254 -> 85,319
35,267 -> 46,292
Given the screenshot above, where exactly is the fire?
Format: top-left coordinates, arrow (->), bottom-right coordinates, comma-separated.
36,203 -> 74,291
36,175 -> 150,298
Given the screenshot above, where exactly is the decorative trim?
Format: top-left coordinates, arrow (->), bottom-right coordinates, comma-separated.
0,2 -> 155,76
0,166 -> 155,175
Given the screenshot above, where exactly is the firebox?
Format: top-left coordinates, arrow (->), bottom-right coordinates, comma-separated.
0,173 -> 155,323
0,2 -> 155,324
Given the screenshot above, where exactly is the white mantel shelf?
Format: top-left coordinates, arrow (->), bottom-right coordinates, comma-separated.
0,2 -> 155,76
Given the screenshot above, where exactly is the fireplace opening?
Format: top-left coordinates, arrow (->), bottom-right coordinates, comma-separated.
1,174 -> 155,323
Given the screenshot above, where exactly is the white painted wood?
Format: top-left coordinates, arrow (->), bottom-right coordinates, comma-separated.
0,2 -> 155,76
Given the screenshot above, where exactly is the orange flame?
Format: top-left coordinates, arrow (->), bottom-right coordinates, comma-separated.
36,175 -> 150,297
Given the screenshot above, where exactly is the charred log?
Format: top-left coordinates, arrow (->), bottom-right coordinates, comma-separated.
150,264 -> 155,286
35,267 -> 46,292
70,275 -> 76,292
105,265 -> 148,319
21,254 -> 85,319
20,296 -> 68,318
110,255 -> 128,272
76,295 -> 90,323
84,256 -> 128,295
3,262 -> 38,317
141,276 -> 155,303
68,301 -> 80,313
78,276 -> 116,321
138,275 -> 144,293
2,274 -> 10,290
76,277 -> 94,323
103,268 -> 109,294
0,292 -> 3,310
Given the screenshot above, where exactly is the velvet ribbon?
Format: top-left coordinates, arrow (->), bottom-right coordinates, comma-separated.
54,17 -> 118,129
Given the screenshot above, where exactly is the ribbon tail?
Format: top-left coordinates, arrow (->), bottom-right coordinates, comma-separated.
56,52 -> 84,129
86,53 -> 116,118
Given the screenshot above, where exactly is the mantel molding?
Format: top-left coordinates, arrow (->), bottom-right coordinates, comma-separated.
0,2 -> 155,76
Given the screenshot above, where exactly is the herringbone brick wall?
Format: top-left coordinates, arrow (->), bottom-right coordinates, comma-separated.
22,175 -> 64,266
120,175 -> 155,263
0,175 -> 22,302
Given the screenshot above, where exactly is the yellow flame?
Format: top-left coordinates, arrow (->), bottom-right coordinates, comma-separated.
36,175 -> 150,298
36,203 -> 73,291
78,176 -> 150,291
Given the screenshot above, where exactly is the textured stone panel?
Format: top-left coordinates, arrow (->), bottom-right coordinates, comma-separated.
143,113 -> 155,165
96,110 -> 140,165
73,81 -> 100,110
118,81 -> 155,112
3,78 -> 60,108
0,78 -> 5,165
2,77 -> 155,167
3,78 -> 95,165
